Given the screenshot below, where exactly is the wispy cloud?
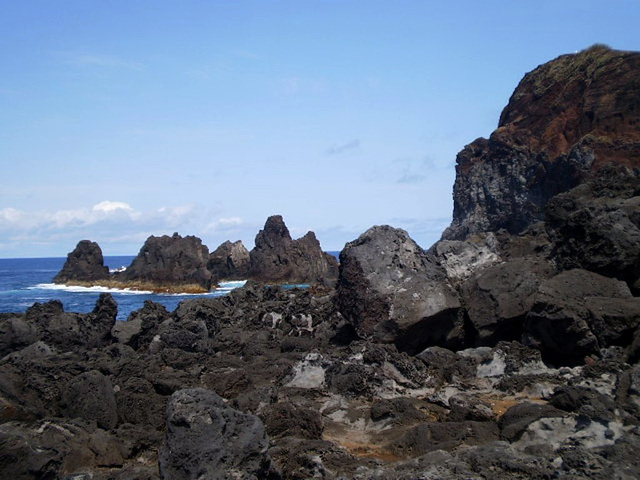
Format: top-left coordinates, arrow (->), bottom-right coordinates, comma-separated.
56,51 -> 143,71
326,139 -> 360,155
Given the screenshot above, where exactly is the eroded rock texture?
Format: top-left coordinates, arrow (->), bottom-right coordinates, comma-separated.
444,45 -> 640,241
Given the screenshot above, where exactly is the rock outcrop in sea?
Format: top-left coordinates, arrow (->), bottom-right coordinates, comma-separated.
207,240 -> 251,280
54,216 -> 337,291
248,215 -> 339,286
3,45 -> 640,479
114,233 -> 212,293
52,240 -> 110,284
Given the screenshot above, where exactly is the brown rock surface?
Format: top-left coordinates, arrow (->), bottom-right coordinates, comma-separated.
444,45 -> 640,240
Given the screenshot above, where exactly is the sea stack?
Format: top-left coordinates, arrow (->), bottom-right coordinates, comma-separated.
116,233 -> 213,293
248,215 -> 339,286
207,240 -> 251,280
53,240 -> 110,284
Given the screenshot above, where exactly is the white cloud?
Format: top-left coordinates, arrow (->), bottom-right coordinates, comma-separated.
93,201 -> 134,214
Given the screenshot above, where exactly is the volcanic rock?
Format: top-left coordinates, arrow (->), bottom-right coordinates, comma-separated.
523,269 -> 639,365
545,165 -> 640,290
53,239 -> 110,284
118,233 -> 212,292
61,370 -> 118,430
443,45 -> 640,241
335,225 -> 461,353
460,256 -> 556,346
207,239 -> 251,280
158,388 -> 276,480
249,215 -> 339,286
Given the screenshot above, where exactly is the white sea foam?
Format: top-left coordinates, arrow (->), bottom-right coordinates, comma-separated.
30,283 -> 154,295
216,280 -> 247,292
109,266 -> 127,273
29,280 -> 247,297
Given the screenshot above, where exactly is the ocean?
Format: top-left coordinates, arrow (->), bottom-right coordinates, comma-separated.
0,256 -> 245,321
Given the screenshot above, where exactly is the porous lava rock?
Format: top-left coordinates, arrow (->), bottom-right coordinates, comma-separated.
53,239 -> 110,284
460,256 -> 556,346
207,239 -> 251,280
249,215 -> 338,286
545,165 -> 640,290
158,388 -> 276,480
118,233 -> 212,292
523,269 -> 640,365
443,45 -> 640,241
335,225 -> 461,353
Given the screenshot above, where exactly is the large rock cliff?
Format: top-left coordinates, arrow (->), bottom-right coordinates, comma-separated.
443,45 -> 640,240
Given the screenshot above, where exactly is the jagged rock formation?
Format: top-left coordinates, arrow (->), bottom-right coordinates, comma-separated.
115,233 -> 212,293
335,226 -> 461,354
249,215 -> 339,286
207,240 -> 250,280
4,46 -> 640,479
52,240 -> 110,284
443,45 -> 640,241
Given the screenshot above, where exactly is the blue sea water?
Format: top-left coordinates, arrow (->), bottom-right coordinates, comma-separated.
0,256 -> 244,321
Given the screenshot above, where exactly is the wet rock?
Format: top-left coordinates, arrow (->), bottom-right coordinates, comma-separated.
336,225 -> 461,354
53,239 -> 110,284
159,388 -> 277,480
207,239 -> 251,280
61,370 -> 118,430
249,215 -> 338,286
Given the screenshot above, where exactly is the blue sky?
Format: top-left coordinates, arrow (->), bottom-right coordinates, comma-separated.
1,1 -> 639,257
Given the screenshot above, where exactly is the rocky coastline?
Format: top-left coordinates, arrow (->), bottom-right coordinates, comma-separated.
2,45 -> 640,479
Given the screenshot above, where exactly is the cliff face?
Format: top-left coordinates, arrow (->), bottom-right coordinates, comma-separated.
444,45 -> 640,240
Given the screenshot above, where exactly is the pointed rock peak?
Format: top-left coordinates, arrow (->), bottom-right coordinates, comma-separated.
254,215 -> 292,249
263,215 -> 291,239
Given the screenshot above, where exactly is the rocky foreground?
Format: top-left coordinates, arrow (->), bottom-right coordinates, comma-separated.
1,45 -> 640,479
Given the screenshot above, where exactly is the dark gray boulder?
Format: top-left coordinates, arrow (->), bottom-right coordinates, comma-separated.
545,165 -> 640,291
249,215 -> 338,286
61,370 -> 118,430
0,316 -> 38,358
335,226 -> 461,354
207,240 -> 251,280
53,239 -> 110,284
460,257 -> 556,346
158,388 -> 277,480
523,269 -> 638,365
118,233 -> 212,292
